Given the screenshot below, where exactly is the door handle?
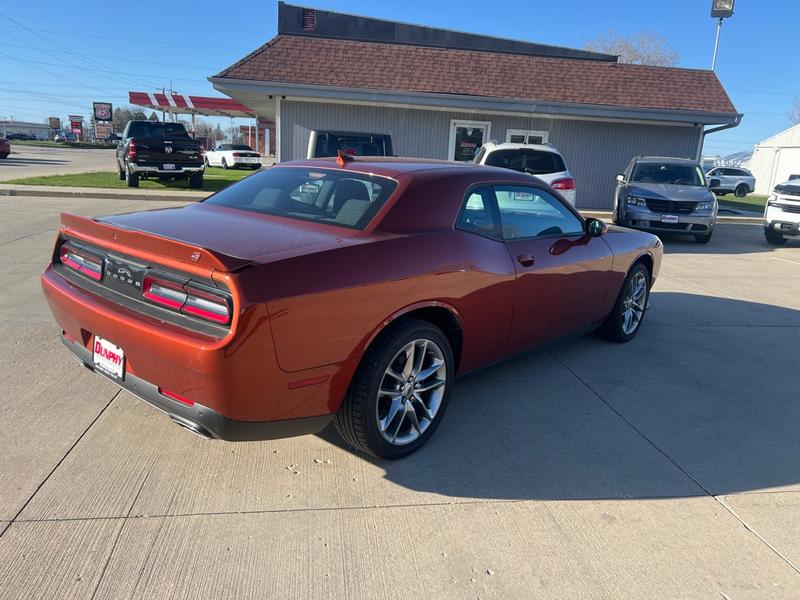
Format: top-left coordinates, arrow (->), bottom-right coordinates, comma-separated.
517,254 -> 535,267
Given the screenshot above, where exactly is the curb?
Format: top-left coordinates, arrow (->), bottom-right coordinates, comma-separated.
0,186 -> 208,202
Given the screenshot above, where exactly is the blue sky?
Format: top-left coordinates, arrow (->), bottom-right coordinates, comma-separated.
0,0 -> 796,155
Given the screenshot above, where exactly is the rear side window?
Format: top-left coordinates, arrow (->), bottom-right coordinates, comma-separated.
203,167 -> 397,230
484,149 -> 566,175
456,187 -> 500,239
313,133 -> 390,157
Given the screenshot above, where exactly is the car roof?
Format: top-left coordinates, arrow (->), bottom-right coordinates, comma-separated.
482,142 -> 562,154
634,156 -> 700,165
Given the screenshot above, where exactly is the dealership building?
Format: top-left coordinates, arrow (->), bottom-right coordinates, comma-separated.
212,2 -> 740,208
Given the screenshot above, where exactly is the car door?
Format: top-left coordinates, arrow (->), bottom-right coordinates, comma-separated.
491,184 -> 614,355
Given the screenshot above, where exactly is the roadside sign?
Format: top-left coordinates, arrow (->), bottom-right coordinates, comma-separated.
95,122 -> 113,139
93,102 -> 113,122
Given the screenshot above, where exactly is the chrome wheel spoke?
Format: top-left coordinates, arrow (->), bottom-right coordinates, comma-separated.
416,378 -> 445,393
405,403 -> 422,434
380,396 -> 404,433
385,368 -> 405,385
411,393 -> 434,420
415,359 -> 444,384
401,342 -> 415,379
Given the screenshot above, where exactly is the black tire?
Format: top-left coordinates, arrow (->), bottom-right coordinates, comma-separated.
597,262 -> 651,343
694,230 -> 713,244
765,230 -> 787,245
221,158 -> 228,170
117,164 -> 125,180
734,184 -> 748,198
334,318 -> 454,459
189,173 -> 204,189
204,156 -> 209,167
125,164 -> 139,188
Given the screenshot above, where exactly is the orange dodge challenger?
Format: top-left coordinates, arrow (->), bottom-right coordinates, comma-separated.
42,157 -> 662,459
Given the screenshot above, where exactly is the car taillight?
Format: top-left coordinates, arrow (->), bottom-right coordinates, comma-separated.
181,284 -> 231,323
232,152 -> 241,157
551,178 -> 575,191
142,275 -> 231,325
143,275 -> 187,309
59,243 -> 103,281
127,140 -> 137,159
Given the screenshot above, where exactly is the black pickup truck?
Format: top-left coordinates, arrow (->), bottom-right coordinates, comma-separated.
116,121 -> 205,188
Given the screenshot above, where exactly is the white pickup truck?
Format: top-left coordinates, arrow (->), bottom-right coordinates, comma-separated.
204,143 -> 262,170
764,179 -> 800,245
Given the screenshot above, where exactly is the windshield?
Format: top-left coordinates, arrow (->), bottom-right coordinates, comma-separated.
483,149 -> 566,175
314,133 -> 389,157
631,162 -> 706,186
203,167 -> 398,230
127,122 -> 190,140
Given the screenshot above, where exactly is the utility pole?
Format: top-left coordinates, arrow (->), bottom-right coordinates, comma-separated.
711,17 -> 723,71
709,0 -> 735,71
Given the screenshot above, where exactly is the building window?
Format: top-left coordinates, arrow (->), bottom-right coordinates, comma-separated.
506,129 -> 549,145
449,120 -> 492,162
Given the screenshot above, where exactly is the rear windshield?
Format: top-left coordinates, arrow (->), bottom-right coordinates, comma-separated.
314,133 -> 389,157
218,144 -> 253,151
631,163 -> 705,186
483,149 -> 566,175
127,122 -> 190,140
203,167 -> 398,230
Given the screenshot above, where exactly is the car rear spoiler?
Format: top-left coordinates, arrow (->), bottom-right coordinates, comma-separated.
60,212 -> 252,272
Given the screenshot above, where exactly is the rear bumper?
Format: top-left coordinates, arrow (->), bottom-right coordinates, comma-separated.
61,334 -> 332,441
129,162 -> 204,175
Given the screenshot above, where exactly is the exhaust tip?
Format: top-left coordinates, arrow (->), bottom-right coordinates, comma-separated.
169,415 -> 212,439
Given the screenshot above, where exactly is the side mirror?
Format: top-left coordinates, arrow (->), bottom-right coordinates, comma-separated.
708,178 -> 721,189
585,217 -> 607,237
615,174 -> 625,183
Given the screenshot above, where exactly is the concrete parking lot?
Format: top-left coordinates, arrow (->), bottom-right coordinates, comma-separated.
0,145 -> 116,181
1,195 -> 799,599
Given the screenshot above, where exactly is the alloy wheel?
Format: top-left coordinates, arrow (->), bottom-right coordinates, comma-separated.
621,272 -> 647,335
376,338 -> 447,446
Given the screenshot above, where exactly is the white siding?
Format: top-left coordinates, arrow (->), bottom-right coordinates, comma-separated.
751,124 -> 800,194
280,100 -> 701,209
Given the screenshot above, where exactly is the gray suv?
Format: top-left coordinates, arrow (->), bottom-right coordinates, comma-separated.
614,157 -> 719,244
706,166 -> 755,197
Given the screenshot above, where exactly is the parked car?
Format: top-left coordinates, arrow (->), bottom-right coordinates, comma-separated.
205,143 -> 262,169
41,156 -> 662,459
763,179 -> 800,245
0,138 -> 9,159
473,142 -> 577,206
614,157 -> 718,243
706,166 -> 755,197
307,130 -> 393,158
116,120 -> 205,188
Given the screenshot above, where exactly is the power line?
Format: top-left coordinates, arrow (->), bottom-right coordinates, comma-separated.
0,48 -> 119,97
0,23 -> 255,51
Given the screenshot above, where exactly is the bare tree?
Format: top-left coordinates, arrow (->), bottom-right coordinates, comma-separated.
789,96 -> 800,125
585,31 -> 679,67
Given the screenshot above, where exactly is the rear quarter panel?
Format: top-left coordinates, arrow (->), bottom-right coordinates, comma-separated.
259,230 -> 516,374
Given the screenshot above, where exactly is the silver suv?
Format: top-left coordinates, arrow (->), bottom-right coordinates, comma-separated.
706,166 -> 755,198
473,142 -> 576,206
614,157 -> 718,244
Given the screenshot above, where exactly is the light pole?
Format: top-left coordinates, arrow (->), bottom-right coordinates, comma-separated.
710,0 -> 735,71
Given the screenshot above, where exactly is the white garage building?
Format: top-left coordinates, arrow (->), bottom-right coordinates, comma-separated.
750,123 -> 800,195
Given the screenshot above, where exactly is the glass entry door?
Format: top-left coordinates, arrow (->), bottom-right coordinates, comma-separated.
449,120 -> 491,161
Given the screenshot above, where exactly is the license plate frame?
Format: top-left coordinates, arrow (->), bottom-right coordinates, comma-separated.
93,336 -> 125,380
163,163 -> 176,171
660,214 -> 680,224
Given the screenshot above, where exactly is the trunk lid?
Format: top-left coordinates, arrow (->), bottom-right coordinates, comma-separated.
98,203 -> 364,265
133,138 -> 202,164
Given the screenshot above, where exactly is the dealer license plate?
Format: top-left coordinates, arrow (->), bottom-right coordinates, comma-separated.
93,336 -> 125,380
163,163 -> 176,170
660,214 -> 679,224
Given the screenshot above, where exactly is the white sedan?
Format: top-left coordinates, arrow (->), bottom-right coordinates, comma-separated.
204,143 -> 262,170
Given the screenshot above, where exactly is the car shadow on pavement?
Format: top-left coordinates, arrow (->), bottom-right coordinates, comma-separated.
320,292 -> 800,501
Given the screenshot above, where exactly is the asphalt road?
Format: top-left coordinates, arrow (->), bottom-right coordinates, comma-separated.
1,196 -> 799,599
0,145 -> 116,181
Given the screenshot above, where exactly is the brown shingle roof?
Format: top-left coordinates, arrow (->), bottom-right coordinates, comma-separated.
216,35 -> 737,116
